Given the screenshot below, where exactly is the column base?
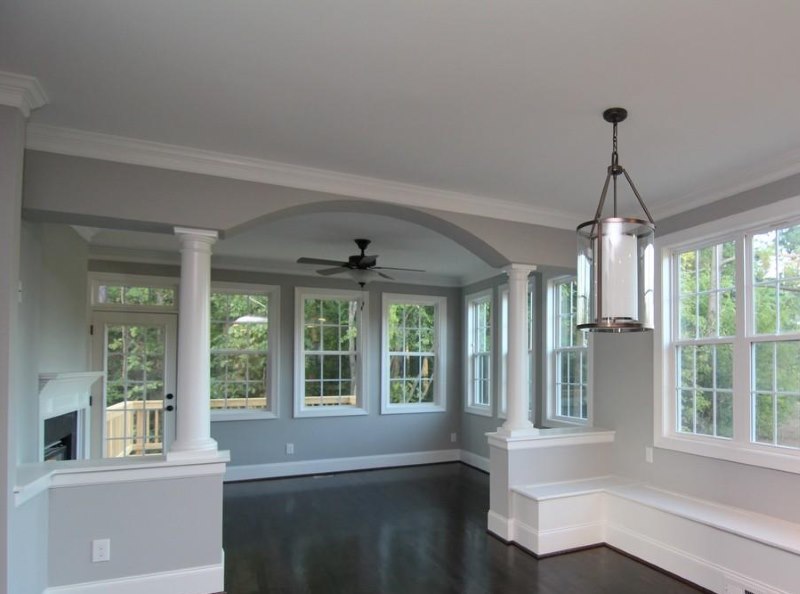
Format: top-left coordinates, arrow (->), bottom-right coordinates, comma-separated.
167,437 -> 219,460
496,424 -> 539,438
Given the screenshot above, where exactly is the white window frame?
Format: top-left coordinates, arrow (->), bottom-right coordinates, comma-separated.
294,287 -> 369,418
498,282 -> 536,420
209,282 -> 280,421
655,194 -> 800,474
465,288 -> 494,416
381,293 -> 447,414
546,276 -> 592,427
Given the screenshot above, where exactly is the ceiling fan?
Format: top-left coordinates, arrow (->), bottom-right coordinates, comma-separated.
297,239 -> 425,286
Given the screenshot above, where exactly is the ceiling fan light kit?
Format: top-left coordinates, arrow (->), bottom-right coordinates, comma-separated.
297,238 -> 425,287
576,107 -> 655,333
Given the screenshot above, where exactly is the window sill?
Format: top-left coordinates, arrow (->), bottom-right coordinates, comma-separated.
465,405 -> 493,417
655,433 -> 800,475
211,410 -> 277,422
381,403 -> 446,415
294,407 -> 369,419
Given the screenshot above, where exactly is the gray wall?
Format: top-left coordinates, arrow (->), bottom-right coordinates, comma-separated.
89,261 -> 464,466
1,105 -> 27,594
38,224 -> 89,373
48,475 -> 222,587
9,490 -> 47,594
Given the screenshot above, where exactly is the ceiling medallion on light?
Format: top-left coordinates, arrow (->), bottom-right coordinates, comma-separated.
576,107 -> 655,333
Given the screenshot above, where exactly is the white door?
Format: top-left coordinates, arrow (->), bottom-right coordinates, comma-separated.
91,312 -> 177,458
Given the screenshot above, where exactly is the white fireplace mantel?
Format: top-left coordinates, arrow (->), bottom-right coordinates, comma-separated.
39,371 -> 104,420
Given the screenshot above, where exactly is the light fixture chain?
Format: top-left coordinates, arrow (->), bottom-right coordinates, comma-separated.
612,122 -> 618,217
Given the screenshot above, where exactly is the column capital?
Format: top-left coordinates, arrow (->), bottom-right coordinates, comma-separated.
174,227 -> 218,246
0,71 -> 47,118
502,263 -> 537,277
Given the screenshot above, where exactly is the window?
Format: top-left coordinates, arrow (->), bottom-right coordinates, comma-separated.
499,283 -> 536,419
547,277 -> 590,425
465,289 -> 493,415
91,274 -> 178,311
381,294 -> 446,414
295,288 -> 368,417
210,284 -> 279,419
656,198 -> 800,473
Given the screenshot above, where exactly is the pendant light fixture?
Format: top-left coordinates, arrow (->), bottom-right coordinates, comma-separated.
576,107 -> 655,332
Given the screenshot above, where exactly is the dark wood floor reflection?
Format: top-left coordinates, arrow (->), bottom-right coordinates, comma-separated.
223,463 -> 701,594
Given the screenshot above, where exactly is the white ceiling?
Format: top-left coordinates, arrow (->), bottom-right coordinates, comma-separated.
4,1 -> 800,277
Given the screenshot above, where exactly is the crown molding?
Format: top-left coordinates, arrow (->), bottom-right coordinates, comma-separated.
0,71 -> 47,118
25,123 -> 577,229
654,145 -> 800,220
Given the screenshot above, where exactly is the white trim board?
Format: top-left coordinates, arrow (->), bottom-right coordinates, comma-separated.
43,559 -> 223,594
225,449 -> 463,481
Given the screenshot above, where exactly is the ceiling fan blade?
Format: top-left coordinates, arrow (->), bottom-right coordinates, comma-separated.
298,257 -> 348,266
316,267 -> 347,276
373,266 -> 426,273
377,272 -> 394,280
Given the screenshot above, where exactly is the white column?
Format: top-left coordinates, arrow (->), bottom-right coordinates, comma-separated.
499,263 -> 537,436
169,227 -> 219,457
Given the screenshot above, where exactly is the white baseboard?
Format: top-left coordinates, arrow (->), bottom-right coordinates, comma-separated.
43,561 -> 224,594
487,509 -> 513,541
527,522 -> 605,556
460,450 -> 490,472
225,448 -> 462,482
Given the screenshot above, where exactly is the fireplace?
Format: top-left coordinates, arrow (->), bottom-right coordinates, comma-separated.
39,371 -> 103,462
43,410 -> 78,461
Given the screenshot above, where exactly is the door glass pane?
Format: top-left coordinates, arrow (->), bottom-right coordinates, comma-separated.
104,323 -> 167,457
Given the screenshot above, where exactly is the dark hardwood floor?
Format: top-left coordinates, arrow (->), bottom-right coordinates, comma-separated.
223,463 -> 702,594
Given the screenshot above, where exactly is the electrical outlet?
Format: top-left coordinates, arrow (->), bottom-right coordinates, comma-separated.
645,446 -> 654,463
92,538 -> 110,563
286,442 -> 294,455
450,432 -> 457,443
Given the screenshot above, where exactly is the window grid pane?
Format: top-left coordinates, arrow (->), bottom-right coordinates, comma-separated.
468,295 -> 492,409
673,240 -> 737,439
97,284 -> 175,307
752,341 -> 800,448
553,280 -> 588,421
387,303 -> 437,405
210,291 -> 269,411
302,297 -> 359,408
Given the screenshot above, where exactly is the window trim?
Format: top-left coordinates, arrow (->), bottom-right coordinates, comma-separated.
294,287 -> 369,418
546,276 -> 592,427
464,288 -> 494,416
654,194 -> 800,474
380,293 -> 447,415
209,282 -> 280,422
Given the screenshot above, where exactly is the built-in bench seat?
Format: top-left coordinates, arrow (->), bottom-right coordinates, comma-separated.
509,476 -> 800,594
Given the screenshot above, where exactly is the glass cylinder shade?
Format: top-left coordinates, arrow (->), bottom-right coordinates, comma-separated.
576,217 -> 655,332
